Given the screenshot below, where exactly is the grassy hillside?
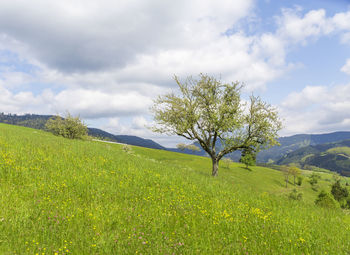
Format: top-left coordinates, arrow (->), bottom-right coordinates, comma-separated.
277,140 -> 350,176
0,123 -> 350,254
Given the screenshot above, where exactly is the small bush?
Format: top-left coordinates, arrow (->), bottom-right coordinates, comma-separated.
240,148 -> 256,169
176,143 -> 200,153
297,176 -> 303,186
308,173 -> 321,186
315,190 -> 338,208
46,113 -> 87,139
122,144 -> 132,153
222,158 -> 233,169
288,189 -> 303,201
331,180 -> 349,202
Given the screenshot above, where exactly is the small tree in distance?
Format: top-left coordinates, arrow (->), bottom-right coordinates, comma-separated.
289,165 -> 301,185
176,143 -> 200,153
240,148 -> 256,169
152,74 -> 282,176
331,180 -> 349,202
222,157 -> 233,169
282,166 -> 292,188
46,112 -> 88,139
176,143 -> 187,151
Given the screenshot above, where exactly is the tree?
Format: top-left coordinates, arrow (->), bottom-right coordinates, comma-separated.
296,176 -> 303,186
282,166 -> 292,188
331,180 -> 349,202
176,143 -> 187,151
186,144 -> 200,153
239,148 -> 256,169
152,74 -> 282,176
308,173 -> 321,186
315,190 -> 338,208
289,165 -> 301,185
308,172 -> 321,191
176,143 -> 200,153
45,112 -> 88,139
222,157 -> 233,169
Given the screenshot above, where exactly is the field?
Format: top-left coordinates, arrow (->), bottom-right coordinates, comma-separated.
0,123 -> 350,254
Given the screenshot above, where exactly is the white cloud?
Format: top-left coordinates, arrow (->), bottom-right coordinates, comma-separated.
52,89 -> 153,118
2,2 -> 350,145
281,86 -> 328,109
0,0 -> 254,72
277,9 -> 333,44
341,59 -> 350,75
280,83 -> 350,135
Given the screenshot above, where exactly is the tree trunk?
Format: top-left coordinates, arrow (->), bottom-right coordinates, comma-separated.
212,158 -> 219,177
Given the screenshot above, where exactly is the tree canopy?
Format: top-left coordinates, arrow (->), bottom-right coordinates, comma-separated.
45,112 -> 88,139
151,74 -> 282,176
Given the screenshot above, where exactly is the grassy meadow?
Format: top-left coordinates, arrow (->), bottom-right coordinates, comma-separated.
0,123 -> 350,254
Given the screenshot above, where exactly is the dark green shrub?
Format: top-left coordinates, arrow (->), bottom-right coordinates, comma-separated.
240,148 -> 256,169
346,198 -> 350,209
315,190 -> 338,208
288,189 -> 303,201
45,113 -> 88,139
309,173 -> 321,186
331,180 -> 349,201
297,176 -> 303,186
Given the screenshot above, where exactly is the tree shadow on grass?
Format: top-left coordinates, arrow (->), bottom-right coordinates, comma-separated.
239,166 -> 252,172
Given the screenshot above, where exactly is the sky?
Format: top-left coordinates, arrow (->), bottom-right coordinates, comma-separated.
0,0 -> 350,147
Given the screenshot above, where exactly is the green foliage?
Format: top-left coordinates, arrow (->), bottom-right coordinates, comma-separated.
288,189 -> 303,201
331,180 -> 349,202
152,74 -> 282,176
45,113 -> 88,139
346,198 -> 350,209
297,176 -> 304,186
315,190 -> 338,208
240,148 -> 256,169
221,157 -> 233,169
176,143 -> 200,153
1,123 -> 350,254
309,173 -> 321,186
176,143 -> 187,151
327,147 -> 350,157
281,165 -> 292,188
186,144 -> 200,152
289,165 -> 301,185
122,144 -> 132,153
277,142 -> 350,176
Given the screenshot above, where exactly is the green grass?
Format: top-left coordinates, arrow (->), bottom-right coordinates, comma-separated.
327,147 -> 350,158
0,123 -> 350,254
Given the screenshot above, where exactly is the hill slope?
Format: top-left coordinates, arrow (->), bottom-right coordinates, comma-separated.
257,131 -> 350,163
0,113 -> 165,150
277,139 -> 350,176
180,131 -> 350,163
0,123 -> 349,254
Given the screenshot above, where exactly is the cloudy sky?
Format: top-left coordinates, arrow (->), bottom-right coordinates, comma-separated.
1,0 -> 350,147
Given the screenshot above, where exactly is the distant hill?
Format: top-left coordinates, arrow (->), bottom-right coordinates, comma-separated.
0,113 -> 165,150
179,132 -> 350,163
276,139 -> 350,176
256,132 -> 350,163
